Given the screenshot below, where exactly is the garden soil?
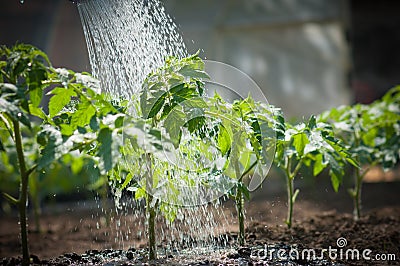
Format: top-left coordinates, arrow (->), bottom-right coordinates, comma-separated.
1,179 -> 399,265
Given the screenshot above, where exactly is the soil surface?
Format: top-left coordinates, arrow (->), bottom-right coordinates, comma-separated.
1,179 -> 399,265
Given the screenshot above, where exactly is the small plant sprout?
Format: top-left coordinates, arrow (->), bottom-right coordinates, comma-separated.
318,86 -> 400,220
275,115 -> 357,228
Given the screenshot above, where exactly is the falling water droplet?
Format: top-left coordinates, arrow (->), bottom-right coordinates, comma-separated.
20,0 -> 24,4
75,0 -> 239,258
77,0 -> 187,98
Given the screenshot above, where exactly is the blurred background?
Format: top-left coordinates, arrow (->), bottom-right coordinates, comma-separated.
1,0 -> 400,118
1,0 -> 399,215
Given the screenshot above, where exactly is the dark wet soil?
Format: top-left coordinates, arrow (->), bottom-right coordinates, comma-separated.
1,180 -> 399,265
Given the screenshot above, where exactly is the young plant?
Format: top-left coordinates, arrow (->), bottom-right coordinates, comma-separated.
318,86 -> 400,220
0,126 -> 101,233
0,44 -> 66,265
0,44 -> 128,265
206,94 -> 281,245
274,115 -> 357,228
117,53 -> 209,260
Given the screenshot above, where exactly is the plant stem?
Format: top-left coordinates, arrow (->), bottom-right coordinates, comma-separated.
234,159 -> 258,246
353,166 -> 372,221
353,168 -> 362,221
285,174 -> 294,229
352,130 -> 364,221
14,121 -> 30,266
284,157 -> 303,229
145,154 -> 156,260
233,158 -> 246,245
147,193 -> 156,260
235,189 -> 245,246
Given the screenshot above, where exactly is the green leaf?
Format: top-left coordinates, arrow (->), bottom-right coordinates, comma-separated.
361,127 -> 377,147
178,65 -> 209,79
29,87 -> 43,107
0,138 -> 4,151
97,128 -> 113,172
140,82 -> 166,119
0,83 -> 18,98
0,98 -> 31,129
90,116 -> 99,131
330,169 -> 342,192
308,115 -> 317,129
28,66 -> 47,90
163,105 -> 185,148
186,116 -> 206,133
71,103 -> 96,128
217,124 -> 232,156
120,173 -> 133,190
292,132 -> 309,156
345,156 -> 359,168
60,124 -> 74,136
28,104 -> 46,120
313,153 -> 327,176
71,157 -> 84,174
48,87 -> 76,117
134,187 -> 146,200
37,125 -> 64,169
0,113 -> 13,137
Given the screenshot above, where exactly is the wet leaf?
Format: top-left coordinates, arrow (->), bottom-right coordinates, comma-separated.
164,105 -> 185,148
48,87 -> 76,117
217,124 -> 232,156
292,132 -> 308,156
0,97 -> 31,129
97,128 -> 112,172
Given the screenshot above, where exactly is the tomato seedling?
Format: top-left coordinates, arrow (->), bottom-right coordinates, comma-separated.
0,44 -> 135,265
274,115 -> 357,228
116,53 -> 209,259
318,86 -> 400,220
206,94 -> 281,245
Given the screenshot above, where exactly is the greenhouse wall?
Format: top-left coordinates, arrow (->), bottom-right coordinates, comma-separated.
164,0 -> 351,118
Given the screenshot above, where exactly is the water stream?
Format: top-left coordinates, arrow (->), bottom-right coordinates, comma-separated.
77,0 -> 230,256
78,0 -> 187,99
